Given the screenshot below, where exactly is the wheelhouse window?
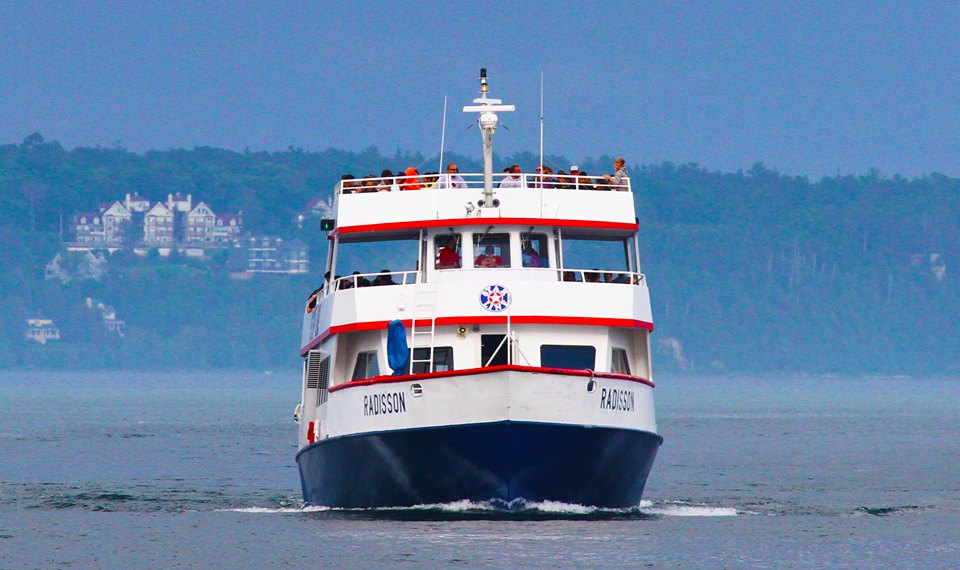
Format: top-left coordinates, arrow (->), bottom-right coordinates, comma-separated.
408,346 -> 454,374
473,233 -> 510,268
540,345 -> 596,370
435,235 -> 461,269
560,235 -> 633,283
521,233 -> 548,268
611,348 -> 631,375
351,351 -> 380,381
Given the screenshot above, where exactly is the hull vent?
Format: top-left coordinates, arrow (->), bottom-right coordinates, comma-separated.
306,350 -> 330,405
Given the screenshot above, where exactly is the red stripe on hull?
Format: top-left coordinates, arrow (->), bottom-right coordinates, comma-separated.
332,217 -> 638,236
300,315 -> 654,355
325,364 -> 654,393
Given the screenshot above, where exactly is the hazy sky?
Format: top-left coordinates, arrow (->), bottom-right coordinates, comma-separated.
2,1 -> 959,176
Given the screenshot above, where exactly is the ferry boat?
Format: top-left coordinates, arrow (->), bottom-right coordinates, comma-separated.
294,71 -> 661,508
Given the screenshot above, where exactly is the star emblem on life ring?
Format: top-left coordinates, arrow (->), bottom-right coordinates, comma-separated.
480,284 -> 512,312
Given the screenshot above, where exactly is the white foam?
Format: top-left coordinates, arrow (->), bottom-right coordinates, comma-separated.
642,504 -> 738,517
224,505 -> 329,513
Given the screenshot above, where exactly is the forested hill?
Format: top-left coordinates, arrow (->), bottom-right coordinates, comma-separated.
2,134 -> 959,373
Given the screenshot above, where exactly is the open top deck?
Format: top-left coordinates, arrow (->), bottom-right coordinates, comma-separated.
332,172 -> 636,238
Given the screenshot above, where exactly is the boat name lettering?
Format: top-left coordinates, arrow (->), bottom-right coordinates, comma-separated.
599,388 -> 635,412
364,392 -> 407,416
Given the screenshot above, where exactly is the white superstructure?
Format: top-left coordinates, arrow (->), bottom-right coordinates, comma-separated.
295,71 -> 660,508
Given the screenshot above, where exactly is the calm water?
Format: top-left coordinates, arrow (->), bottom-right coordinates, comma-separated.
1,371 -> 958,568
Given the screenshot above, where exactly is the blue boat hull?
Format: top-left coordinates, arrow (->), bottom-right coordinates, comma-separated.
296,421 -> 662,508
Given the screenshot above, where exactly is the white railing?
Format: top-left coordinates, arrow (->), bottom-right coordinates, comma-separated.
558,269 -> 646,285
336,172 -> 631,195
303,268 -> 646,314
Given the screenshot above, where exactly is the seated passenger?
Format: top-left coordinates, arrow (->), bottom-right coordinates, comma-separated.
377,169 -> 399,192
585,269 -> 600,283
423,172 -> 439,189
373,269 -> 397,286
522,243 -> 543,267
351,271 -> 371,287
337,274 -> 351,289
360,174 -> 378,193
437,163 -> 467,188
577,171 -> 595,190
340,174 -> 358,194
498,165 -> 522,188
401,167 -> 422,190
436,237 -> 461,269
555,170 -> 572,189
602,157 -> 629,191
562,271 -> 578,282
475,245 -> 504,268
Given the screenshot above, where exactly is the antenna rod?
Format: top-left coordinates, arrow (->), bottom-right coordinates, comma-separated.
539,72 -> 544,177
439,95 -> 448,176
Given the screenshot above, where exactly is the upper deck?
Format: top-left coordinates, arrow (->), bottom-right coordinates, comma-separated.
332,172 -> 636,238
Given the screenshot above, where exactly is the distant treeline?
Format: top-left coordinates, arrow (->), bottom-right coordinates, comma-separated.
1,134 -> 958,373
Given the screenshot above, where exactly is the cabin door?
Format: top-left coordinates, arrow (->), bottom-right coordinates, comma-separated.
481,334 -> 508,367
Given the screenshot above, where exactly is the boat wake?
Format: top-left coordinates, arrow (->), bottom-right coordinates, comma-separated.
225,499 -> 741,517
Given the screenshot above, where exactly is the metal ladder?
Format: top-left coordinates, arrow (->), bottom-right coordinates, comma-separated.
409,284 -> 437,373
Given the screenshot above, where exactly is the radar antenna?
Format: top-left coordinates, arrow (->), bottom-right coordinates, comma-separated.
463,68 -> 515,208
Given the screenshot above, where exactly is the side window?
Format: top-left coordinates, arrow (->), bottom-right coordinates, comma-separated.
540,345 -> 596,370
611,348 -> 631,374
351,351 -> 380,381
435,235 -> 461,269
409,347 -> 454,374
521,233 -> 548,268
473,233 -> 510,268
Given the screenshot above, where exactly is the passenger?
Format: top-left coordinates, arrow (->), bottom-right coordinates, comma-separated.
436,237 -> 461,269
499,164 -> 522,188
585,269 -> 600,283
360,174 -> 378,193
615,273 -> 630,284
569,166 -> 581,190
603,272 -> 616,283
401,167 -> 422,190
377,169 -> 399,192
351,270 -> 371,288
603,158 -> 629,191
542,165 -> 556,188
373,269 -> 397,286
340,174 -> 358,194
337,274 -> 351,289
423,172 -> 439,189
305,287 -> 321,313
555,170 -> 572,189
475,245 -> 504,268
438,163 -> 467,188
578,171 -> 594,190
562,271 -> 577,282
522,242 -> 543,268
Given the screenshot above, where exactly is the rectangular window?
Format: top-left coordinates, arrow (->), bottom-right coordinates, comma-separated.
611,348 -> 631,375
481,334 -> 508,367
540,345 -> 596,370
521,233 -> 548,268
434,235 -> 461,269
351,351 -> 380,381
408,347 -> 454,374
473,233 -> 510,268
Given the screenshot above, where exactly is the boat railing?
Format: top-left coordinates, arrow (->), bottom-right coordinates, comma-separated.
305,268 -> 646,314
558,269 -> 646,285
336,172 -> 630,195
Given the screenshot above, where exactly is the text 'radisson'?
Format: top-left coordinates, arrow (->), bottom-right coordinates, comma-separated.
599,388 -> 635,411
364,392 -> 407,416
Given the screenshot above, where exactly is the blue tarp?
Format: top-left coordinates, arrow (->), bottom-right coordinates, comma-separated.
387,319 -> 409,376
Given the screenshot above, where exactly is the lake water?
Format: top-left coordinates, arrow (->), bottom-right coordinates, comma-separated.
1,371 -> 958,568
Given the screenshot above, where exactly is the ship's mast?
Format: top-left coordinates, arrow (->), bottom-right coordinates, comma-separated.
463,68 -> 515,208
